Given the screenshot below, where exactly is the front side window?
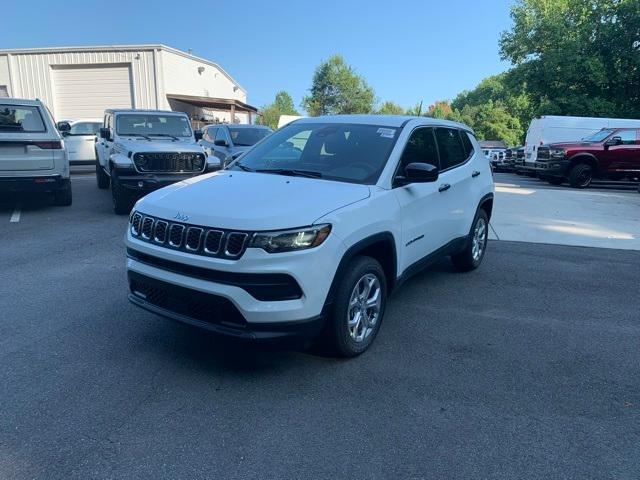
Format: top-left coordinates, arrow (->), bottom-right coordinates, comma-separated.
69,122 -> 101,136
0,105 -> 46,133
228,127 -> 272,147
397,128 -> 439,174
435,128 -> 466,170
215,128 -> 228,143
116,114 -> 193,138
231,122 -> 400,184
616,129 -> 637,145
205,126 -> 216,141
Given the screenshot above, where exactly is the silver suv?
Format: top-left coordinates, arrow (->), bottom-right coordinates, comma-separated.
0,98 -> 72,205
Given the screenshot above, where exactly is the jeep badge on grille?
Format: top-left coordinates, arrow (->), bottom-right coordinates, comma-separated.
174,212 -> 189,222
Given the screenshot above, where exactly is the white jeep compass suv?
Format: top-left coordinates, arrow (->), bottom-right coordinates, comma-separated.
126,115 -> 494,356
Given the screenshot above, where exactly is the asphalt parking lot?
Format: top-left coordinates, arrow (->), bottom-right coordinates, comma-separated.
1,175 -> 639,479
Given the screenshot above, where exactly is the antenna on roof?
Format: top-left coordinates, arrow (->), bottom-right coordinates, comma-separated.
188,49 -> 193,55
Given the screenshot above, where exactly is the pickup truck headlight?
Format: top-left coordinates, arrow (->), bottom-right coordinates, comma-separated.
549,148 -> 566,158
249,224 -> 331,253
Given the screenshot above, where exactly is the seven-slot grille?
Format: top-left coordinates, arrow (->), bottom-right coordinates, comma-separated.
130,212 -> 250,259
536,146 -> 550,160
133,152 -> 205,173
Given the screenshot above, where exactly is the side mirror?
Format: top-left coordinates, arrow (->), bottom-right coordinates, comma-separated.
194,130 -> 203,141
57,122 -> 71,135
99,127 -> 111,141
397,162 -> 439,185
214,139 -> 228,147
605,136 -> 622,147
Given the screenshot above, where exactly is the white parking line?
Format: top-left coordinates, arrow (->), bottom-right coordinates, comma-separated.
10,207 -> 21,223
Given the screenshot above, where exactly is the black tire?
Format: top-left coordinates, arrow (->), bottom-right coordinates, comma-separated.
451,209 -> 489,272
96,160 -> 110,189
111,173 -> 134,215
568,163 -> 593,188
53,181 -> 73,206
515,170 -> 523,175
547,177 -> 563,185
320,256 -> 387,357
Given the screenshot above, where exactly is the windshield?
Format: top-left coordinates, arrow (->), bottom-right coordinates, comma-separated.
228,127 -> 272,146
583,129 -> 614,142
230,122 -> 400,184
0,105 -> 46,133
116,114 -> 193,138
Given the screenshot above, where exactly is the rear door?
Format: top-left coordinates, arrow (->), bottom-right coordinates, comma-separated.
0,103 -> 55,172
65,121 -> 101,163
611,129 -> 639,174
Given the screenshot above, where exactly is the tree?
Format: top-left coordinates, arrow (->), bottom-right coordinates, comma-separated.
426,100 -> 454,119
456,102 -> 523,146
259,91 -> 299,130
376,101 -> 405,115
499,0 -> 640,119
302,55 -> 375,116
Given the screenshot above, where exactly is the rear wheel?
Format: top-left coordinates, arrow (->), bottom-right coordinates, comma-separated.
53,181 -> 72,206
96,160 -> 110,189
568,163 -> 593,188
320,256 -> 387,357
451,209 -> 489,272
111,172 -> 134,215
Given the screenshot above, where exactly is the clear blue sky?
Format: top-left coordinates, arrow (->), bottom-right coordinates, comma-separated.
3,0 -> 515,111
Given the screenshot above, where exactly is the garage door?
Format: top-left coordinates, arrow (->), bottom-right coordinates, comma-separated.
52,65 -> 133,119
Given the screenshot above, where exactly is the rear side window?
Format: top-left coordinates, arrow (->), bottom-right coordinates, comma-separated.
0,105 -> 46,133
617,130 -> 637,145
435,128 -> 466,170
460,131 -> 474,157
398,127 -> 439,172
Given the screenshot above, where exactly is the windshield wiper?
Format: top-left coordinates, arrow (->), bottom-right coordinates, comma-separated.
234,162 -> 254,172
149,133 -> 180,141
255,168 -> 323,179
123,133 -> 152,141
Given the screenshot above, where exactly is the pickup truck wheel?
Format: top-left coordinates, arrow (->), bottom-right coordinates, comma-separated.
322,256 -> 387,357
568,163 -> 593,188
111,174 -> 133,215
53,181 -> 72,206
96,161 -> 110,189
451,209 -> 489,272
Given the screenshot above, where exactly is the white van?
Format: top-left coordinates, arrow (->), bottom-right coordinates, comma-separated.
524,115 -> 640,168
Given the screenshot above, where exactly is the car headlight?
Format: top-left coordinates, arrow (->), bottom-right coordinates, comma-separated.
550,148 -> 566,158
249,224 -> 331,253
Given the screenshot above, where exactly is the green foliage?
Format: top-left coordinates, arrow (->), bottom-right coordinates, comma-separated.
302,55 -> 375,116
376,101 -> 405,115
426,100 -> 454,119
259,91 -> 299,130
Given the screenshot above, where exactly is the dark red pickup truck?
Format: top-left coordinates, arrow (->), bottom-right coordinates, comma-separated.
534,128 -> 640,188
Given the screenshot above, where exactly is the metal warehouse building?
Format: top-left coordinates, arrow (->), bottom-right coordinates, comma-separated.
0,44 -> 258,124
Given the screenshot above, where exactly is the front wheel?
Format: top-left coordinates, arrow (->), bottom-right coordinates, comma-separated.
111,173 -> 134,215
96,160 -> 110,189
321,256 -> 387,357
451,209 -> 489,272
568,163 -> 593,188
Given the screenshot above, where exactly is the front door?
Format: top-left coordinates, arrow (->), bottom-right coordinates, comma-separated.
65,121 -> 100,163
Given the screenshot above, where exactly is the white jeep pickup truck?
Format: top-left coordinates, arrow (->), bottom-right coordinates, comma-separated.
95,109 -> 210,214
125,115 -> 494,356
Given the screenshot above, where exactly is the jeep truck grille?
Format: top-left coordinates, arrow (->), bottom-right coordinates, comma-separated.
133,152 -> 206,173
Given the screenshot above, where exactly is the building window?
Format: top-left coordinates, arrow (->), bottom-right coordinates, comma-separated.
0,86 -> 8,98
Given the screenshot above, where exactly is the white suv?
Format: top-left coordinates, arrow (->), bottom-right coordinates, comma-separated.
0,98 -> 72,205
126,115 -> 494,356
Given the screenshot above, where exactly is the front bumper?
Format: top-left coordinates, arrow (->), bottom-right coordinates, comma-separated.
113,167 -> 206,193
125,229 -> 346,337
534,159 -> 569,175
0,175 -> 68,193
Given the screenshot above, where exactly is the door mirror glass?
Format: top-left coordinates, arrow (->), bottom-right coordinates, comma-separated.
605,136 -> 622,147
399,162 -> 439,184
99,127 -> 111,141
57,121 -> 71,135
194,130 -> 203,141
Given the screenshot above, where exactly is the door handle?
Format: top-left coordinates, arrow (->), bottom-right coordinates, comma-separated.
438,183 -> 451,192
472,170 -> 481,178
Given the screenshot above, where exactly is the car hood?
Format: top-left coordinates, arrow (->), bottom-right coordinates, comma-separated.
137,171 -> 371,230
544,141 -> 595,149
116,138 -> 203,154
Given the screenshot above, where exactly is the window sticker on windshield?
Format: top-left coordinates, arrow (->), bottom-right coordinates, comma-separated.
377,128 -> 396,138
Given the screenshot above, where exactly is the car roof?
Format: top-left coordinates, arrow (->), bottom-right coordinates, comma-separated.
293,114 -> 472,131
0,97 -> 44,106
106,109 -> 185,115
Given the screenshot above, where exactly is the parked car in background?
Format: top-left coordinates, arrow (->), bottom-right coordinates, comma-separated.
95,109 -> 208,214
513,147 -> 526,174
125,115 -> 494,357
199,124 -> 272,168
535,127 -> 640,188
58,119 -> 102,165
523,115 -> 640,171
490,150 -> 509,171
0,98 -> 72,205
501,146 -> 521,172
